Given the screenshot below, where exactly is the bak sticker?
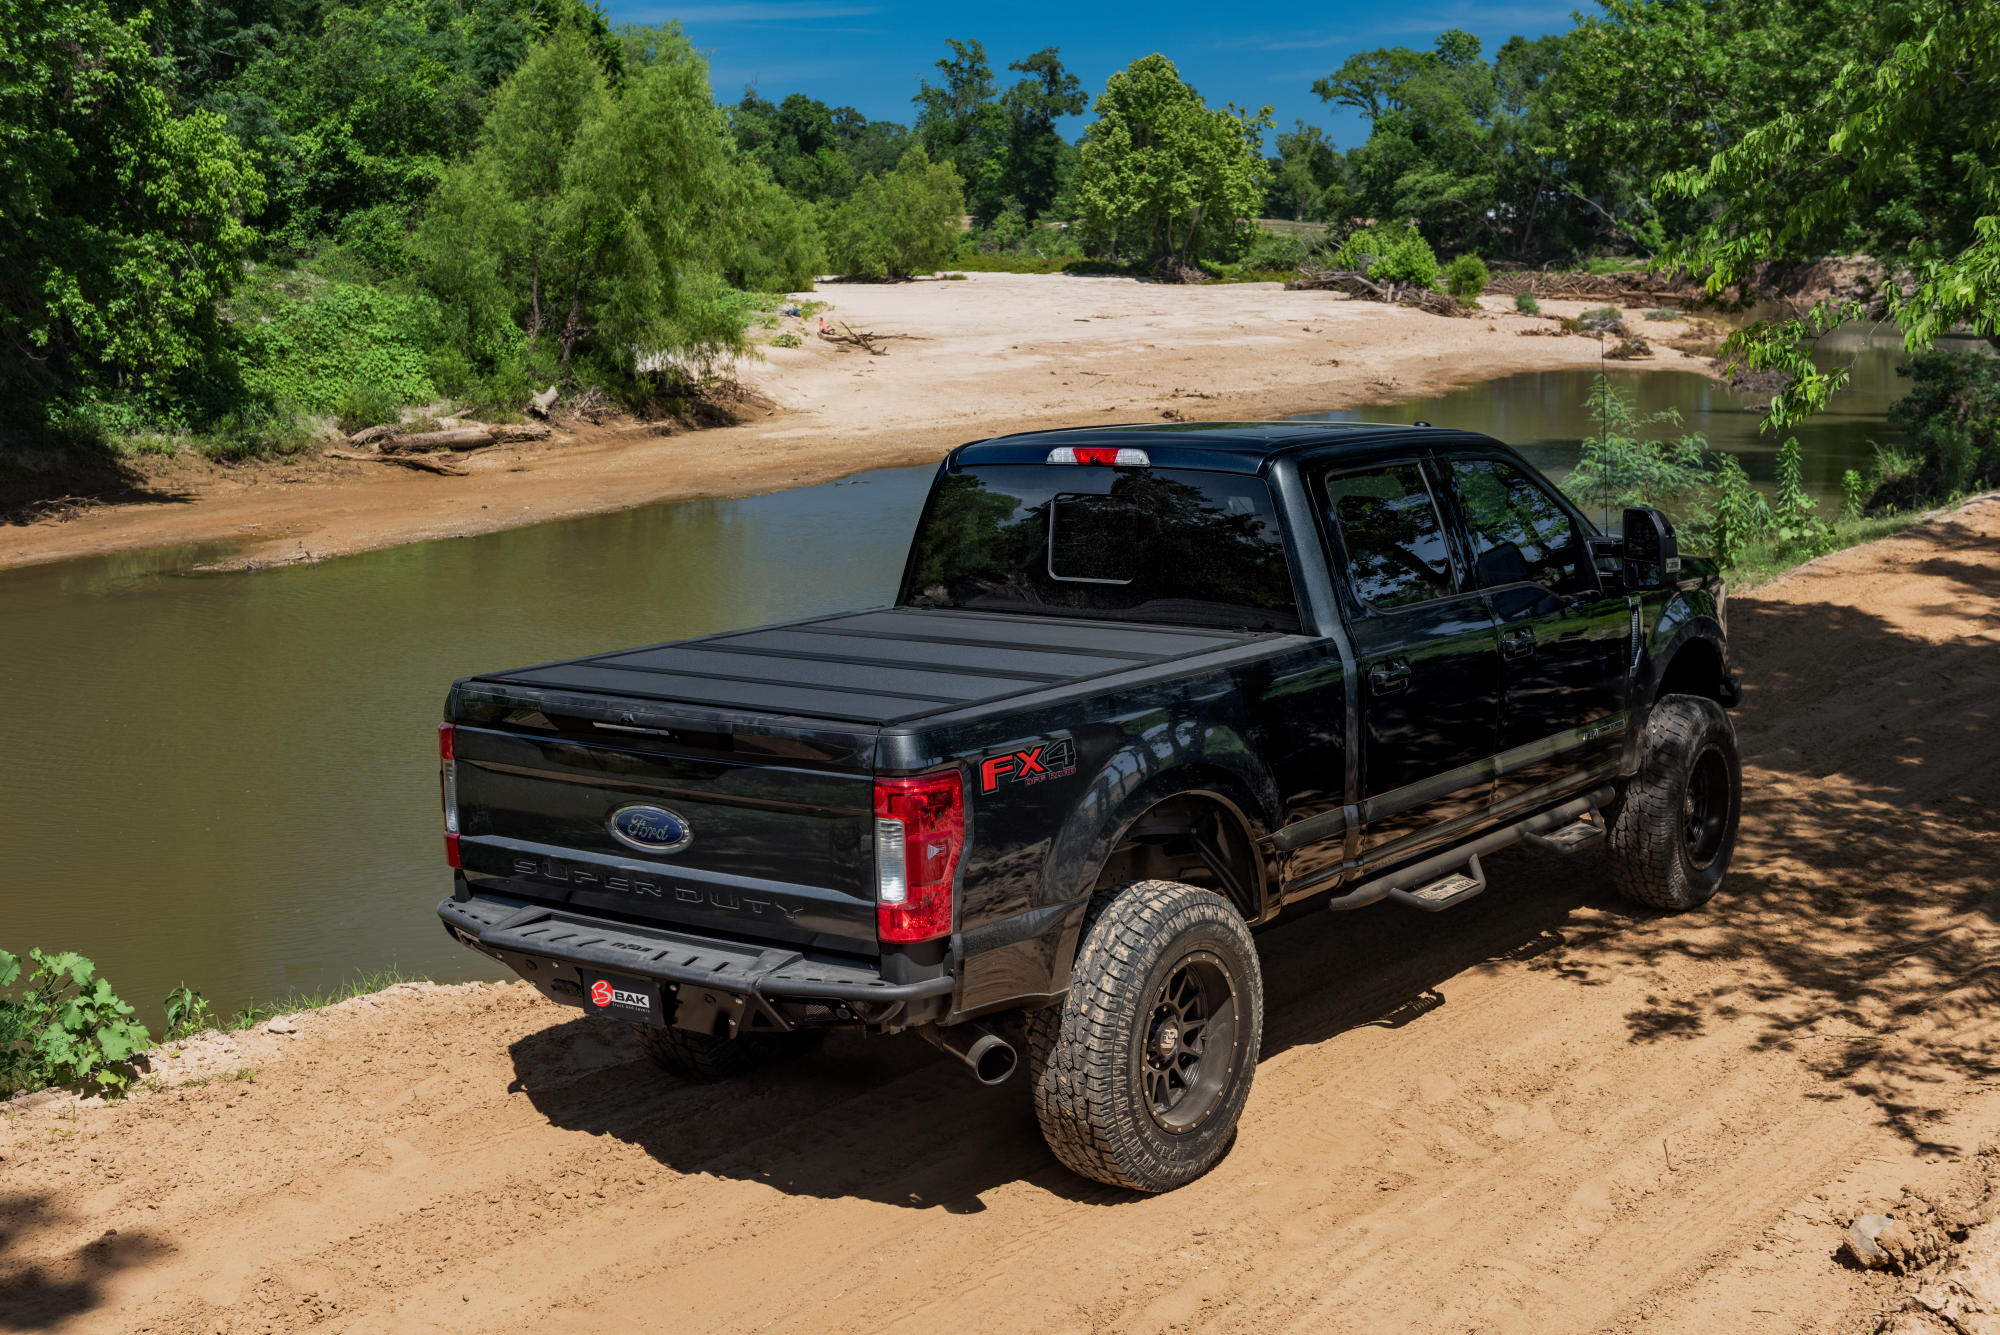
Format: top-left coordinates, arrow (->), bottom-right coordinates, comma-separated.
980,737 -> 1078,793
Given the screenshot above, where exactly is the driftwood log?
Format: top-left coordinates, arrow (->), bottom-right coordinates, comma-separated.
375,422 -> 551,454
525,385 -> 559,418
1284,267 -> 1472,318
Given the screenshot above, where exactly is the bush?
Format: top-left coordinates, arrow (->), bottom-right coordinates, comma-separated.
0,950 -> 152,1097
727,174 -> 826,293
1703,454 -> 1773,568
1643,307 -> 1681,322
1885,349 -> 2000,501
1770,436 -> 1834,556
769,331 -> 802,348
1577,306 -> 1623,331
1561,374 -> 1709,525
1443,254 -> 1489,303
1514,292 -> 1541,315
1332,222 -> 1439,287
824,146 -> 967,280
240,282 -> 441,417
163,984 -> 216,1042
1841,468 -> 1867,519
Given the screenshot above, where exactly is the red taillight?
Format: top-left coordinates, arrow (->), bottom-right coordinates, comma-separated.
872,771 -> 964,943
439,723 -> 460,866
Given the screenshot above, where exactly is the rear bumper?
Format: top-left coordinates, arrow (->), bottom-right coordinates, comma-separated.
438,892 -> 953,1035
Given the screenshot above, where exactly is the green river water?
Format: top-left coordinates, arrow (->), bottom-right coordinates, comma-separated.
0,333 -> 1927,1025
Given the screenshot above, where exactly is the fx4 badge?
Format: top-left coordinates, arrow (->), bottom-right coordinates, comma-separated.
980,737 -> 1077,793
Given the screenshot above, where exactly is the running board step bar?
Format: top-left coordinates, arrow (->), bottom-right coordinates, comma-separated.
1521,809 -> 1607,854
1323,785 -> 1617,914
1388,854 -> 1487,912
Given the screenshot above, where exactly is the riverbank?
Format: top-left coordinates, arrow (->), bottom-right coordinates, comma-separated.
0,273 -> 1717,574
4,497 -> 1996,1333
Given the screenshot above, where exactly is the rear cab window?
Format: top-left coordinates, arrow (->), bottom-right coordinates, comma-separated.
899,464 -> 1300,632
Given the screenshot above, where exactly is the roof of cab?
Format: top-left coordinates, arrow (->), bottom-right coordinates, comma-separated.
950,420 -> 1498,473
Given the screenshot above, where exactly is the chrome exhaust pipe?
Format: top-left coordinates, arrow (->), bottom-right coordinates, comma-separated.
919,1022 -> 1017,1085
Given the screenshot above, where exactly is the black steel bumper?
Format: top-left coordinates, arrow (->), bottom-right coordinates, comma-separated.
438,892 -> 953,1035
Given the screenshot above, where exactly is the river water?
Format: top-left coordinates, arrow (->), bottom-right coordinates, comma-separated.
0,334 -> 1925,1024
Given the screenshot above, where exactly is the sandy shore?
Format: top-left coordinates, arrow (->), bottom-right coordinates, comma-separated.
4,498 -> 1997,1334
0,274 -> 1714,573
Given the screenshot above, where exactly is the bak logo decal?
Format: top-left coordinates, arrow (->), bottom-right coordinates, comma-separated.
589,979 -> 613,1007
980,737 -> 1078,793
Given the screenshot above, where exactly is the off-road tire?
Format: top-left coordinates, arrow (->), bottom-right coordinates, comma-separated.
634,1026 -> 818,1083
1026,880 -> 1264,1193
1607,693 -> 1742,910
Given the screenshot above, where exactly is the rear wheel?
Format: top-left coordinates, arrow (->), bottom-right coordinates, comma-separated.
1606,694 -> 1742,910
634,1026 -> 820,1083
1027,880 -> 1263,1193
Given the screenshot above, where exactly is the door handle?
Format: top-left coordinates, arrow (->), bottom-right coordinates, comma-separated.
1501,627 -> 1537,660
1368,659 -> 1412,694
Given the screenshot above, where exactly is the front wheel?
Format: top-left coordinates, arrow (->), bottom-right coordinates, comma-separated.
1027,880 -> 1264,1193
1606,694 -> 1743,910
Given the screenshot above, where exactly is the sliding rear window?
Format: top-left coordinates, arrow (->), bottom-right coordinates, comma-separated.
900,464 -> 1299,632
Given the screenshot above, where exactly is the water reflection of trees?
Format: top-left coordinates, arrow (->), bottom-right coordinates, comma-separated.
903,470 -> 1299,630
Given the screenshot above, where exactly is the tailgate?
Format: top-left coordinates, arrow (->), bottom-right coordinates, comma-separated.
449,696 -> 882,956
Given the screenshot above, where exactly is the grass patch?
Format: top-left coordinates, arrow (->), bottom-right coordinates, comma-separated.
1726,511 -> 1931,589
1581,256 -> 1649,274
224,967 -> 430,1032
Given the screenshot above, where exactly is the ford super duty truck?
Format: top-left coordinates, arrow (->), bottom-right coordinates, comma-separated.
436,421 -> 1741,1192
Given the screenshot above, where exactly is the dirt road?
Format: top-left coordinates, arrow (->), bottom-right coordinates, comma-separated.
1,274 -> 1707,574
5,499 -> 1996,1335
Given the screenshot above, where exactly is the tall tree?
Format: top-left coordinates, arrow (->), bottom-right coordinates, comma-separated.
1000,48 -> 1086,218
1075,54 -> 1272,271
912,38 -> 1006,220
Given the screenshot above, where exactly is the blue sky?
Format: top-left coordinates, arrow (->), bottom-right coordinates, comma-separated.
605,1 -> 1586,150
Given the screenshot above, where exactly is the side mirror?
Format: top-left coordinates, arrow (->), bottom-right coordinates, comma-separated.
1622,507 -> 1681,590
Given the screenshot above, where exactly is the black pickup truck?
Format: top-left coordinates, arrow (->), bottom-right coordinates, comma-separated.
437,421 -> 1741,1192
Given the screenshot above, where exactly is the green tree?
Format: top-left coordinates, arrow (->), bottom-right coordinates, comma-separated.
1266,123 -> 1347,221
726,172 -> 826,292
1,0 -> 265,431
1000,48 -> 1086,219
823,145 -> 966,279
913,39 -> 1006,221
415,24 -> 745,383
1661,0 -> 1999,431
1075,54 -> 1273,271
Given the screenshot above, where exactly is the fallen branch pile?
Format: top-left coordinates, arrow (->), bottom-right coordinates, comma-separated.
818,322 -> 890,355
330,420 -> 552,476
1284,268 -> 1472,318
1485,269 -> 1696,306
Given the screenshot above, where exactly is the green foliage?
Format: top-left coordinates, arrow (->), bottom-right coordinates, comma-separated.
1662,0 -> 1999,435
729,91 -> 906,205
1841,468 -> 1868,520
1075,55 -> 1273,271
415,25 -> 750,390
770,331 -> 803,348
1642,307 -> 1680,322
162,985 -> 216,1042
0,950 -> 152,1097
726,174 -> 826,293
1704,454 -> 1774,569
1560,374 -> 1710,525
1514,292 -> 1541,314
823,146 -> 967,279
1265,123 -> 1349,222
1885,350 -> 2000,500
1577,306 -> 1622,330
1443,253 -> 1489,302
2,0 -> 266,433
1333,223 -> 1440,286
1770,438 -> 1835,556
240,280 -> 440,416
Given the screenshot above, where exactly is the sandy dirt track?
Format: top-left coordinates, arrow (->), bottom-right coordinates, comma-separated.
1,274 -> 1708,573
4,499 -> 1997,1335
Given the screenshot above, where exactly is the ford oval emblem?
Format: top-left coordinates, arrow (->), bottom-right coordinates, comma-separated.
607,803 -> 692,854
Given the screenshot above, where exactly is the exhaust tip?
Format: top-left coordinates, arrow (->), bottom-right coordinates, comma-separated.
968,1035 -> 1017,1086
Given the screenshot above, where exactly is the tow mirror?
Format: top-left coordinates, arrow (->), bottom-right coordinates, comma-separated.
1622,507 -> 1681,590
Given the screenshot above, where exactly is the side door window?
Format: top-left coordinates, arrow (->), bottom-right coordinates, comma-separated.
1446,457 -> 1594,600
1442,454 -> 1629,805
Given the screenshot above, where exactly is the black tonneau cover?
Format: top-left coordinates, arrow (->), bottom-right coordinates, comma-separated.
483,607 -> 1273,725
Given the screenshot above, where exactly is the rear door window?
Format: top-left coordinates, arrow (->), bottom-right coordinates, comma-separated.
1322,464 -> 1458,610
